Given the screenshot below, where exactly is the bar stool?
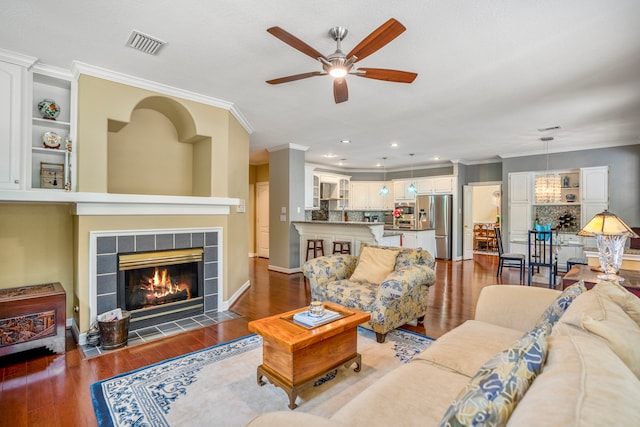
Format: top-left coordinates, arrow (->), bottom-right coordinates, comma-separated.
332,241 -> 352,255
306,239 -> 325,261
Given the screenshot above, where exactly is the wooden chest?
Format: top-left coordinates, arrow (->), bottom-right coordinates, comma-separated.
0,282 -> 66,357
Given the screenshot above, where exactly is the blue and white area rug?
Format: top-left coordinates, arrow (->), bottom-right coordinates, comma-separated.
91,327 -> 433,427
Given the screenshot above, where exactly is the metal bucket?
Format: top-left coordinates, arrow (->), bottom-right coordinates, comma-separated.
98,311 -> 131,350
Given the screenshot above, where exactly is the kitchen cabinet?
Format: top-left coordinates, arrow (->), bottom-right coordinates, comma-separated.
581,166 -> 608,203
580,166 -> 608,244
304,165 -> 319,209
415,176 -> 456,195
379,233 -> 401,247
400,229 -> 436,255
350,181 -> 393,210
509,172 -> 531,203
393,180 -> 416,201
0,59 -> 27,190
433,176 -> 455,193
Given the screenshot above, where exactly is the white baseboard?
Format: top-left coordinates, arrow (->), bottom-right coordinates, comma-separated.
219,279 -> 250,311
268,264 -> 302,274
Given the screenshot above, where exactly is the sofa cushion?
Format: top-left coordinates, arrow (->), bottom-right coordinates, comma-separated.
507,332 -> 640,426
534,281 -> 586,331
438,326 -> 548,427
557,280 -> 640,378
349,246 -> 400,285
414,320 -> 523,377
331,359 -> 471,427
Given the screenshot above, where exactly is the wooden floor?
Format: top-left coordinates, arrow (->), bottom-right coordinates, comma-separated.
0,254 -> 525,427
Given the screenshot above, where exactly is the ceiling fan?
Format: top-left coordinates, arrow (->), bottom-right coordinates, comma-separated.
266,18 -> 418,103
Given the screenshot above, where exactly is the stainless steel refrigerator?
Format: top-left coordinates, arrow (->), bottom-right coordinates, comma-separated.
416,194 -> 452,260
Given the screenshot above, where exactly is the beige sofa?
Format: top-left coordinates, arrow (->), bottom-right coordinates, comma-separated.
248,281 -> 640,426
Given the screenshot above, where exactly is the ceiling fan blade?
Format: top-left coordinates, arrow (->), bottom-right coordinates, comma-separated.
267,26 -> 327,61
266,71 -> 325,85
346,18 -> 406,62
333,78 -> 349,103
356,68 -> 417,83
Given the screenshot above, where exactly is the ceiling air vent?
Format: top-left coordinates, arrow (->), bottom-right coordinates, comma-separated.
126,30 -> 166,55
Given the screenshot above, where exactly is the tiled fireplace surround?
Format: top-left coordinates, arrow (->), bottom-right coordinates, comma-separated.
91,228 -> 222,331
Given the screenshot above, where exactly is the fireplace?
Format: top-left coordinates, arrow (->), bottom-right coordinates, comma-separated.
92,228 -> 221,337
118,248 -> 204,329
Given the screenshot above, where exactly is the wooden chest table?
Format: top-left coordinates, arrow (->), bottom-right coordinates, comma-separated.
0,282 -> 66,357
248,302 -> 370,409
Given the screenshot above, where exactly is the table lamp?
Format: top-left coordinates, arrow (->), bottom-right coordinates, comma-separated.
577,210 -> 639,281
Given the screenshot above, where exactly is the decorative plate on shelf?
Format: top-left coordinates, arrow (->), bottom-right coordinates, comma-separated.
42,131 -> 62,149
37,98 -> 60,120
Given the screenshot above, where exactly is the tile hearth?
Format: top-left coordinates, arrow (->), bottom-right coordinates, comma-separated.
80,309 -> 241,358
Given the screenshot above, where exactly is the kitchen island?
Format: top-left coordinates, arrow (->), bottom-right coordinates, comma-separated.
292,221 -> 402,266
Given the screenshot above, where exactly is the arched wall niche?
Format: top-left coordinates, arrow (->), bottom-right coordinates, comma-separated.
107,96 -> 212,196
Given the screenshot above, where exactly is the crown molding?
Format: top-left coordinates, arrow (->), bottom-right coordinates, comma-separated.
0,48 -> 37,68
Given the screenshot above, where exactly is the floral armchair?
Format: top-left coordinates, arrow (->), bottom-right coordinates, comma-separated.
302,243 -> 436,343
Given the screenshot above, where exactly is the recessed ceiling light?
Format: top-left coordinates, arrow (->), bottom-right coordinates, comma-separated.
433,156 -> 440,160
391,143 -> 398,148
323,153 -> 337,158
340,139 -> 351,144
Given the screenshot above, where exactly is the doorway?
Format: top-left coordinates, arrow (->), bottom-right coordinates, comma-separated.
256,182 -> 269,258
462,182 -> 502,260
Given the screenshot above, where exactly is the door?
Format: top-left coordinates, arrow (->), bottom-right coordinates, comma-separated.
462,185 -> 474,260
256,182 -> 269,258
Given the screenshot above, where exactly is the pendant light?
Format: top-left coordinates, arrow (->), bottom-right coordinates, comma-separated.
534,137 -> 561,203
407,153 -> 417,194
380,157 -> 389,195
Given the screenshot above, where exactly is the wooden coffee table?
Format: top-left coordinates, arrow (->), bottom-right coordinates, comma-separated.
247,302 -> 370,409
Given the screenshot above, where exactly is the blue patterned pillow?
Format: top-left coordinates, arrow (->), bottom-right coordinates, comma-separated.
534,281 -> 586,331
439,326 -> 549,427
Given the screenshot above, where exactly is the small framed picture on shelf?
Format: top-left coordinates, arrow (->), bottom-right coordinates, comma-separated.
40,162 -> 64,189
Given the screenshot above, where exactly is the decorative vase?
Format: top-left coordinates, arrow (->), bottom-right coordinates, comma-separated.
37,99 -> 61,120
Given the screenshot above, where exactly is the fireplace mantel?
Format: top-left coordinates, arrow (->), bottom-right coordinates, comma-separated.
0,190 -> 240,215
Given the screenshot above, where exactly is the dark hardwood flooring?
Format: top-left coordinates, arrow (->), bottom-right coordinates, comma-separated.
0,254 -> 525,426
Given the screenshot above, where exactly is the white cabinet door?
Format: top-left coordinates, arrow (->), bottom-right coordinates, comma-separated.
367,182 -> 385,210
509,172 -> 531,203
394,180 -> 415,201
304,165 -> 315,209
382,182 -> 395,210
416,178 -> 433,194
350,182 -> 370,209
401,231 -> 418,248
0,60 -> 25,190
433,177 -> 454,193
508,203 -> 531,255
581,166 -> 608,203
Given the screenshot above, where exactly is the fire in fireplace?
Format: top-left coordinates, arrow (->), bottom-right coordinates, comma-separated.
118,248 -> 204,329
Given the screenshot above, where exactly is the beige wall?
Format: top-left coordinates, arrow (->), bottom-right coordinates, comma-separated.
0,74 -> 250,333
0,204 -> 75,319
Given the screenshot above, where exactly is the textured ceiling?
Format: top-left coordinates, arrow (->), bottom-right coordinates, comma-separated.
2,0 -> 639,170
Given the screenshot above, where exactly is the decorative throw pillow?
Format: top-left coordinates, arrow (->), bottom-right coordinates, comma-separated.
349,246 -> 400,285
438,326 -> 549,427
534,281 -> 587,331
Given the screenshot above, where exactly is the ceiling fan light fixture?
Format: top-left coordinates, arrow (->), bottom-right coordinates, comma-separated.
329,67 -> 348,78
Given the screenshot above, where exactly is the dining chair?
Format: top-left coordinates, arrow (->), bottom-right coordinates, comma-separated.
495,227 -> 525,284
527,230 -> 558,288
